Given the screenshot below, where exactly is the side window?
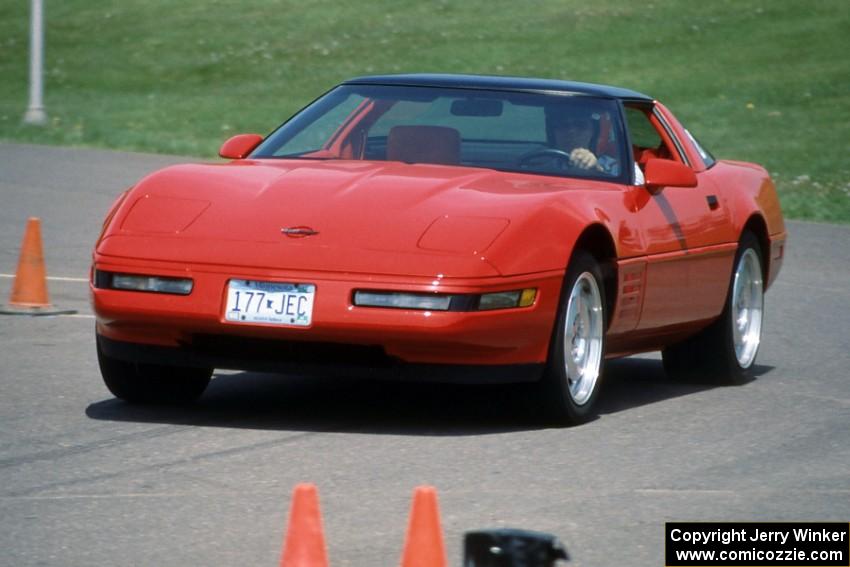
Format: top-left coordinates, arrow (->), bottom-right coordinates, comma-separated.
684,129 -> 716,168
274,93 -> 366,156
624,105 -> 679,167
625,107 -> 662,149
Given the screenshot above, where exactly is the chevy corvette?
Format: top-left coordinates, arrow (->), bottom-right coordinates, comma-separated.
91,74 -> 786,424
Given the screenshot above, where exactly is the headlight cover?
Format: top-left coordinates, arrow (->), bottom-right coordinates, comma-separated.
353,291 -> 453,311
353,288 -> 536,311
95,270 -> 193,295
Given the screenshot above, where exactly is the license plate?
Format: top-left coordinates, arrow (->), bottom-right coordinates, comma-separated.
224,279 -> 315,326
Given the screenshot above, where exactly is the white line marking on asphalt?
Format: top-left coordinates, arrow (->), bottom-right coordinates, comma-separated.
792,392 -> 850,407
0,273 -> 88,282
0,493 -> 215,500
3,488 -> 850,501
61,313 -> 95,319
635,488 -> 850,496
775,280 -> 848,294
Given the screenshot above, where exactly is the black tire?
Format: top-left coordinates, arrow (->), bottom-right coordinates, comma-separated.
97,337 -> 212,404
537,250 -> 608,425
662,231 -> 765,384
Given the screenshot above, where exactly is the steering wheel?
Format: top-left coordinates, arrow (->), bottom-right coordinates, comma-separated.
518,148 -> 573,170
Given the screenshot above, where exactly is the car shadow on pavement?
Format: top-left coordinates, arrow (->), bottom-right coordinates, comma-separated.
596,357 -> 774,415
85,358 -> 775,436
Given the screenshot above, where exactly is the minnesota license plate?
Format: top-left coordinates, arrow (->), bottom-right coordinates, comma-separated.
224,279 -> 315,326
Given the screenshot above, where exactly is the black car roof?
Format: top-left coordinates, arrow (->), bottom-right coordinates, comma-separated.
343,73 -> 653,102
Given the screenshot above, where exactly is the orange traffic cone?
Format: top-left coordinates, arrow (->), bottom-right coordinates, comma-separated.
2,217 -> 75,316
280,483 -> 330,567
400,486 -> 447,567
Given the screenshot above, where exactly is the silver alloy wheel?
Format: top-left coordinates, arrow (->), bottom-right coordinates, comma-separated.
731,248 -> 764,368
563,272 -> 603,405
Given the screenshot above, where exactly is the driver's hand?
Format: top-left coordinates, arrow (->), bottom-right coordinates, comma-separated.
569,148 -> 598,170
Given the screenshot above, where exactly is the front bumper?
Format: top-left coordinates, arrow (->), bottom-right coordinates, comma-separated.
97,334 -> 545,384
91,255 -> 564,370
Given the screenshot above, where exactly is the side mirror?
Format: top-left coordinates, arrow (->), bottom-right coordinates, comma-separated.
219,134 -> 263,160
644,158 -> 697,192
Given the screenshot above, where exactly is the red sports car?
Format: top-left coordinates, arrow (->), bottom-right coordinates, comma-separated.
91,74 -> 786,424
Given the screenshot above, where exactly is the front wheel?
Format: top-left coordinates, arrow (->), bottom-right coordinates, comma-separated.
662,231 -> 764,384
537,251 -> 607,425
97,336 -> 212,404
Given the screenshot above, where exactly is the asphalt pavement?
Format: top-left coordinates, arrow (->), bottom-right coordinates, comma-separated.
1,142 -> 848,566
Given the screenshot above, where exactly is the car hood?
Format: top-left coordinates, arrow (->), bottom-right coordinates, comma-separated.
98,159 -> 609,277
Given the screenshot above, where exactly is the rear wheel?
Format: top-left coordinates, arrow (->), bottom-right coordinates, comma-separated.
662,231 -> 764,384
537,251 -> 607,425
97,337 -> 212,404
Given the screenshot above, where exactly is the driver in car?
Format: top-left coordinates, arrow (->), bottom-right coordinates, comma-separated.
553,115 -> 619,175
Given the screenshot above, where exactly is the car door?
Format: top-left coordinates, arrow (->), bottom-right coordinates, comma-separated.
624,103 -> 737,330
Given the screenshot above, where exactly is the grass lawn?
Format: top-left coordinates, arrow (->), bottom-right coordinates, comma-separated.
1,0 -> 848,222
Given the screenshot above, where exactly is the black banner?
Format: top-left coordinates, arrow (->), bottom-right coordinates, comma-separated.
666,522 -> 849,566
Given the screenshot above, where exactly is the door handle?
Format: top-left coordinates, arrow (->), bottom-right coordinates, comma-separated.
706,195 -> 719,210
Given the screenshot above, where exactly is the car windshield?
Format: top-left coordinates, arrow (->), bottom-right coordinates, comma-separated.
252,84 -> 626,181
